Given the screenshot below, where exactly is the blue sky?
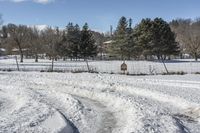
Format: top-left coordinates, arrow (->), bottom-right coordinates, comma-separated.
0,0 -> 200,32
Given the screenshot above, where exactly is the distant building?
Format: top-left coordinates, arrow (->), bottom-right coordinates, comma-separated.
103,40 -> 114,48
0,48 -> 6,56
98,40 -> 114,59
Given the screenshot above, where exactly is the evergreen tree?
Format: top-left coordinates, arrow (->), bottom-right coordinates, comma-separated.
57,31 -> 68,60
151,18 -> 179,59
134,18 -> 154,58
110,17 -> 136,60
80,23 -> 97,59
110,16 -> 128,59
65,23 -> 81,60
135,18 -> 179,60
126,18 -> 136,59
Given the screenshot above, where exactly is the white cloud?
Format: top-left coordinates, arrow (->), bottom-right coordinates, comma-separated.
11,0 -> 27,2
0,0 -> 55,4
33,24 -> 48,30
33,0 -> 54,4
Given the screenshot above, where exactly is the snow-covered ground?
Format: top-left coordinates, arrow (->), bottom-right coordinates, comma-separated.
0,58 -> 200,74
0,71 -> 200,133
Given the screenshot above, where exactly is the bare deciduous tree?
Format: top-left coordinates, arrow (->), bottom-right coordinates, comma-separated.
170,19 -> 200,61
4,24 -> 30,62
41,27 -> 62,71
186,19 -> 200,61
27,27 -> 44,62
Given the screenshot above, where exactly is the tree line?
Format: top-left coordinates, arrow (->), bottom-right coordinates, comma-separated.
110,16 -> 200,61
0,15 -> 200,62
0,21 -> 99,63
110,17 -> 179,60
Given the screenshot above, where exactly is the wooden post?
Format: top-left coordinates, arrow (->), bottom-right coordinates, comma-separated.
51,58 -> 54,72
85,58 -> 90,72
161,56 -> 169,74
15,56 -> 20,71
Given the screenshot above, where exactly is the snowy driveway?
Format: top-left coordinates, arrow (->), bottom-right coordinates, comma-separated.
0,72 -> 200,133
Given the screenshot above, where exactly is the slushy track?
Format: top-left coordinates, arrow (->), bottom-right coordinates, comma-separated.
72,96 -> 117,133
0,72 -> 200,133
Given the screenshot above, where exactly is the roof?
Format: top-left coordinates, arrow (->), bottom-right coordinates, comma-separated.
103,40 -> 114,44
0,48 -> 6,52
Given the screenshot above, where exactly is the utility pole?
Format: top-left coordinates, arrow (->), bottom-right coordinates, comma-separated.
110,25 -> 113,38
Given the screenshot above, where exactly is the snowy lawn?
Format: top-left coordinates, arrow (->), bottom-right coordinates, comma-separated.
0,71 -> 200,133
0,58 -> 200,74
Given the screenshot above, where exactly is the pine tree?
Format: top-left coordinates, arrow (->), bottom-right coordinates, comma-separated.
134,18 -> 154,59
80,23 -> 97,59
65,23 -> 81,60
134,18 -> 179,60
57,31 -> 68,60
110,17 -> 136,60
125,18 -> 136,59
110,16 -> 128,59
151,18 -> 179,59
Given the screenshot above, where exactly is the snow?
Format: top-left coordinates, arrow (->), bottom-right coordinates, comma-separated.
0,78 -> 78,132
0,58 -> 200,74
41,112 -> 73,133
0,71 -> 200,132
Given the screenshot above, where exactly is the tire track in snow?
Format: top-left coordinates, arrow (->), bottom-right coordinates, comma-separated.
34,82 -> 140,133
72,96 -> 117,133
28,86 -> 119,133
95,74 -> 200,132
39,74 -> 199,132
2,72 -> 200,132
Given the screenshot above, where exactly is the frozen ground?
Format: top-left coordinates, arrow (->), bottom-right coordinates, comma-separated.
0,58 -> 200,74
0,71 -> 200,133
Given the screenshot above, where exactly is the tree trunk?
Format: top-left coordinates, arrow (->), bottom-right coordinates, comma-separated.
128,54 -> 131,60
101,52 -> 103,60
20,53 -> 23,63
163,55 -> 166,60
144,55 -> 147,60
19,48 -> 23,63
157,55 -> 160,60
35,54 -> 38,62
194,52 -> 198,61
168,56 -> 171,60
121,53 -> 124,61
85,58 -> 90,72
17,43 -> 24,63
51,58 -> 54,72
180,53 -> 183,59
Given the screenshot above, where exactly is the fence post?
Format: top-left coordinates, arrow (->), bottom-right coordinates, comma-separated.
161,57 -> 169,74
15,56 -> 20,71
85,59 -> 90,72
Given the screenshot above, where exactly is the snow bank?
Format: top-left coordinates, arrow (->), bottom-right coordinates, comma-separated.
0,80 -> 78,132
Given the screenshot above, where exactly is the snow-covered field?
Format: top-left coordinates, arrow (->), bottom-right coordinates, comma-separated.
0,58 -> 200,74
0,71 -> 200,133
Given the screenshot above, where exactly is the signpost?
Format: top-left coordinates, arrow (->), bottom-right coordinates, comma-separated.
121,61 -> 127,74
